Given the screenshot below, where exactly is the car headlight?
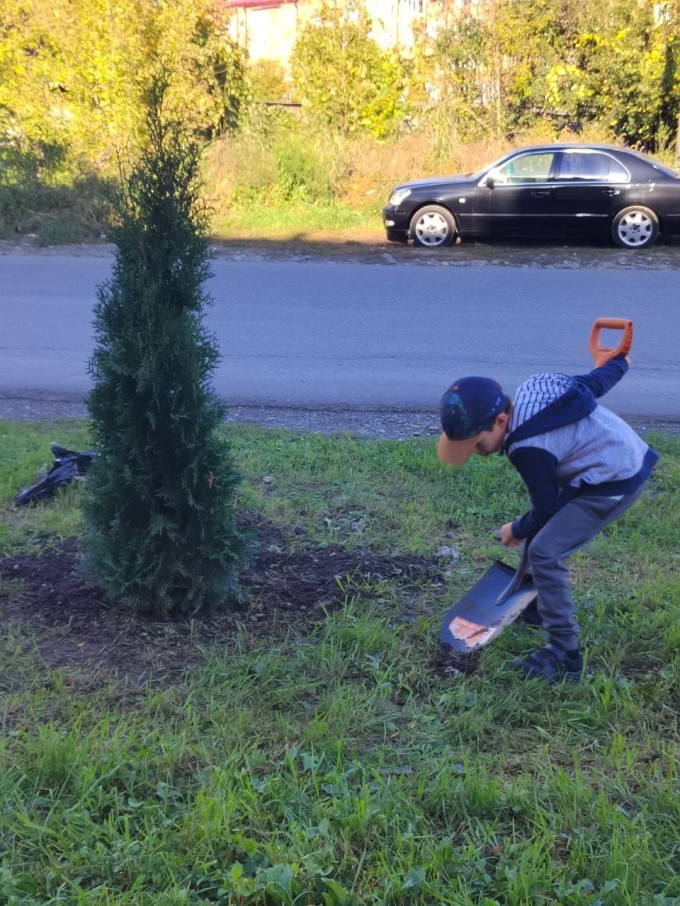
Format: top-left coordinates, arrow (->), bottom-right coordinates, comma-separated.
388,187 -> 412,206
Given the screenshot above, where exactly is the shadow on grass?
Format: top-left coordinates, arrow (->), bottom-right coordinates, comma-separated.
0,175 -> 115,245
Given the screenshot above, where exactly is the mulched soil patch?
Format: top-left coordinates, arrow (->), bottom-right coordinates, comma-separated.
430,645 -> 481,679
0,521 -> 449,685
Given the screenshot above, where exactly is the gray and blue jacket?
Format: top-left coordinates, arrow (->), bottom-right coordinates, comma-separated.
504,356 -> 658,541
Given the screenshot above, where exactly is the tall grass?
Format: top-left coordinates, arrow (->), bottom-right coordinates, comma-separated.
203,119 -> 626,240
1,118 -> 626,245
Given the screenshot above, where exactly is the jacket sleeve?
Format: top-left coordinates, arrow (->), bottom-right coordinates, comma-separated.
508,446 -> 561,540
573,354 -> 628,399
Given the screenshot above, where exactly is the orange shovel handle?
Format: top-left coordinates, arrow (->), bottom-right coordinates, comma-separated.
589,318 -> 634,368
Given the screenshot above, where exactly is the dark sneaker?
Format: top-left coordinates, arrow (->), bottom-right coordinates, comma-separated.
513,644 -> 583,683
517,598 -> 542,627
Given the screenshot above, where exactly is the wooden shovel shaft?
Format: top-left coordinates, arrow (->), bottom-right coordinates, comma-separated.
589,318 -> 634,368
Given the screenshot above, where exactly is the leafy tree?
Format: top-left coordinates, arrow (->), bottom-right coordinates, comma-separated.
291,1 -> 407,138
415,0 -> 680,147
84,75 -> 248,618
546,0 -> 680,148
412,18 -> 493,144
0,0 -> 248,185
482,0 -> 572,134
242,60 -> 296,139
415,0 -> 571,140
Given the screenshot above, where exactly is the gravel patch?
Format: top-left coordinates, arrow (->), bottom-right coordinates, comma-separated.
2,235 -> 680,270
0,396 -> 677,439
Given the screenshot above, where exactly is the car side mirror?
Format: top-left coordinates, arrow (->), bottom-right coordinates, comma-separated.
485,175 -> 495,188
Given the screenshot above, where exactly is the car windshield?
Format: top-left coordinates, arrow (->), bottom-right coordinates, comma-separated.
471,149 -> 539,181
495,152 -> 554,183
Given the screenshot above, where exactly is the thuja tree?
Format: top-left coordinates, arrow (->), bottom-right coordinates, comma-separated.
84,78 -> 248,618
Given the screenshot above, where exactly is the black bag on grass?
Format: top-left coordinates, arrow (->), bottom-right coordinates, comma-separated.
14,442 -> 96,507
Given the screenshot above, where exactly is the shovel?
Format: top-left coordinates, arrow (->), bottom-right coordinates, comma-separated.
438,316 -> 634,655
439,547 -> 537,653
589,317 -> 633,367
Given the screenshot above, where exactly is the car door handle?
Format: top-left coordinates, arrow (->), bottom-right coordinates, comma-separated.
602,188 -> 621,196
531,190 -> 550,197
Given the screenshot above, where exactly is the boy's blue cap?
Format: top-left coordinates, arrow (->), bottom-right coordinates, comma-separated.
440,377 -> 507,440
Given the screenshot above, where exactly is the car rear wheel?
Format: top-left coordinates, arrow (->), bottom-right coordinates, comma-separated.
410,205 -> 457,248
611,206 -> 659,249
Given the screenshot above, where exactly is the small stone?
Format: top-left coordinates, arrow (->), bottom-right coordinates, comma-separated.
443,666 -> 463,677
436,545 -> 460,563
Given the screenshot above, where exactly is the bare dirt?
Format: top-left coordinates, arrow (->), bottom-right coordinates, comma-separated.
0,521 -> 472,687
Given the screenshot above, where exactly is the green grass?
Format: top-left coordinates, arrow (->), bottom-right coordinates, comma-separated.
211,202 -> 377,242
1,419 -> 678,905
0,420 -> 93,555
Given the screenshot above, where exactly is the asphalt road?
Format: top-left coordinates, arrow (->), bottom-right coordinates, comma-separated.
1,248 -> 678,422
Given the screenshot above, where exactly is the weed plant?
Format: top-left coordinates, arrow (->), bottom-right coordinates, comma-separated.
1,420 -> 678,904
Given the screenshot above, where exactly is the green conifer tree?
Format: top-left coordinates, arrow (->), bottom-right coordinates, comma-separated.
84,76 -> 248,618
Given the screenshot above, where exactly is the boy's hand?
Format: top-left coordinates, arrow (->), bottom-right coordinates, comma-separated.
499,522 -> 521,547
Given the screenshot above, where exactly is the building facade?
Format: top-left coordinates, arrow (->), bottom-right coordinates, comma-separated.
226,0 -> 467,70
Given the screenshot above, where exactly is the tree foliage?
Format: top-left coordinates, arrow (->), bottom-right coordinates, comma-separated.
416,0 -> 680,150
84,75 -> 248,618
412,17 -> 493,143
290,1 -> 407,139
545,0 -> 680,147
2,0 -> 680,208
0,0 -> 247,186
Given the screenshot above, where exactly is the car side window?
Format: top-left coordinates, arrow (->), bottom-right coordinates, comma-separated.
494,152 -> 555,185
557,152 -> 629,183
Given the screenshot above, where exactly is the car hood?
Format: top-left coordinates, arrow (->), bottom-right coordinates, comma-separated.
395,174 -> 477,192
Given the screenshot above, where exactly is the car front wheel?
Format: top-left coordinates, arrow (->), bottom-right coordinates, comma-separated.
611,206 -> 659,249
410,205 -> 457,248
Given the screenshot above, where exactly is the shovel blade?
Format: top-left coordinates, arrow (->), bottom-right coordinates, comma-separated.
439,561 -> 537,654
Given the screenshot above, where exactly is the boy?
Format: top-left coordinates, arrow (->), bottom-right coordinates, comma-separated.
437,355 -> 658,682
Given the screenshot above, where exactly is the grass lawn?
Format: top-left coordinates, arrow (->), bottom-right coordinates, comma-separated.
0,419 -> 678,906
210,202 -> 382,246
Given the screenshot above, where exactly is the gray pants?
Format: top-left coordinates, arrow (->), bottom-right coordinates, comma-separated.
527,484 -> 647,651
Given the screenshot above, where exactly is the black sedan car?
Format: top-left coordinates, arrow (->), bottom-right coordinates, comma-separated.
382,144 -> 680,250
